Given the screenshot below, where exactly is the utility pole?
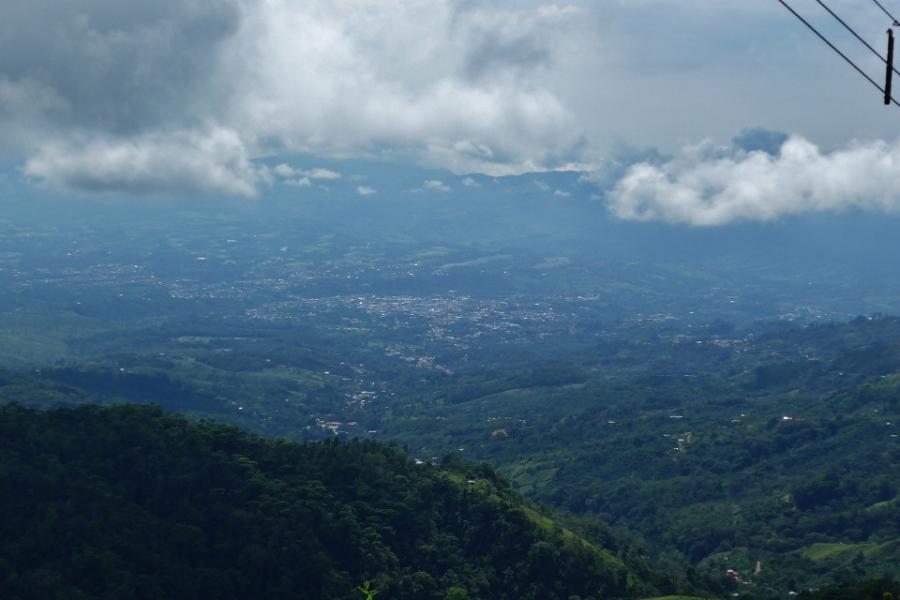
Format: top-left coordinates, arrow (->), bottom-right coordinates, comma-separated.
886,28 -> 895,105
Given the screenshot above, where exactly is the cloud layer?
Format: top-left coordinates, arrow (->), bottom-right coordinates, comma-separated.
2,0 -> 584,196
608,136 -> 900,226
24,128 -> 266,197
5,0 -> 900,199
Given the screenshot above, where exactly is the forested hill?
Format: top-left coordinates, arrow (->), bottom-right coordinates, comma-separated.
0,403 -> 655,600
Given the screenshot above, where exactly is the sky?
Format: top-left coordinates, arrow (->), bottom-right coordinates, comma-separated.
5,0 -> 900,225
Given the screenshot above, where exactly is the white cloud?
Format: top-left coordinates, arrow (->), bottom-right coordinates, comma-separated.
302,168 -> 341,180
274,164 -> 341,186
24,127 -> 265,197
462,176 -> 480,187
357,185 -> 377,196
275,164 -> 342,180
7,0 -> 900,198
1,0 -> 588,196
273,163 -> 297,178
284,176 -> 311,187
423,179 -> 451,192
233,0 -> 580,175
607,136 -> 900,226
553,189 -> 570,198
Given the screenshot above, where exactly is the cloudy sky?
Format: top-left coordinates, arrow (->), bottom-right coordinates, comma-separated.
5,0 -> 900,224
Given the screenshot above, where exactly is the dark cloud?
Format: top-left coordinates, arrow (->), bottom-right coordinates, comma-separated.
463,34 -> 551,81
0,0 -> 240,135
451,1 -> 562,82
465,34 -> 550,79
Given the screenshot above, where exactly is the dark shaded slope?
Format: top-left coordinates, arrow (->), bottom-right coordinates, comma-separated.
0,403 -> 650,600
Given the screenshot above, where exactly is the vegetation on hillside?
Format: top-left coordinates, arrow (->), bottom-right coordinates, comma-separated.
0,403 -> 656,600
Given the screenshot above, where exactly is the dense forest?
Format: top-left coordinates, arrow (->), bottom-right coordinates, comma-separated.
0,403 -> 659,600
2,317 -> 900,596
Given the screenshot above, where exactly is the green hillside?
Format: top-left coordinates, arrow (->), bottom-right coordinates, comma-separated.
0,403 -> 655,600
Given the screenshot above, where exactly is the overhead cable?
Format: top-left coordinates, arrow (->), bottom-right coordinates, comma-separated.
814,0 -> 900,79
776,0 -> 900,107
870,0 -> 900,26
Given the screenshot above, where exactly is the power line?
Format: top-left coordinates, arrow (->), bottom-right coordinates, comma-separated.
870,0 -> 900,26
815,0 -> 900,80
775,0 -> 900,108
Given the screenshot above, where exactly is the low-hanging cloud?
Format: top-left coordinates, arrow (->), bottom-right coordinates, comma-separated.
8,0 -> 900,199
2,0 -> 584,197
24,128 -> 266,197
607,136 -> 900,226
